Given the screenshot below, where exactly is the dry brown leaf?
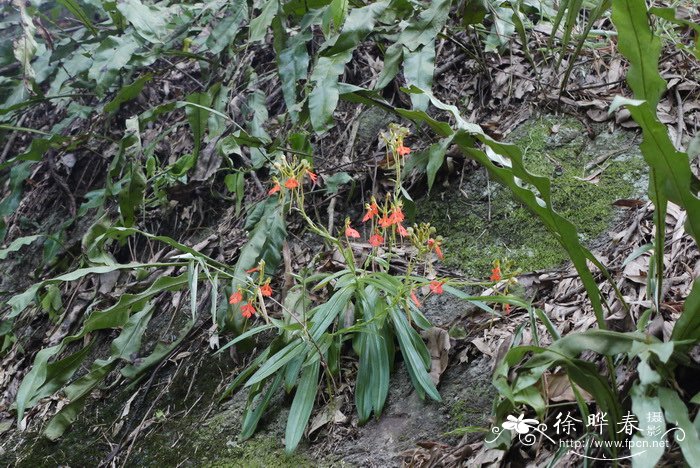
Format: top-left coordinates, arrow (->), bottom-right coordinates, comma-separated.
425,328 -> 450,385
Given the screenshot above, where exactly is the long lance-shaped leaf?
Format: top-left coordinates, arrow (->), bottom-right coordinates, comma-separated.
285,358 -> 321,452
5,263 -> 184,319
612,0 -> 700,340
611,0 -> 669,311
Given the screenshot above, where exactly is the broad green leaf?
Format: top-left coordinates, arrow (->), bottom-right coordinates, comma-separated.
104,74 -> 152,113
117,0 -> 171,44
309,51 -> 352,133
121,318 -> 195,379
397,0 -> 451,52
118,159 -> 146,228
309,2 -> 388,133
673,281 -> 700,343
205,0 -> 248,54
0,234 -> 42,260
240,372 -> 284,439
12,1 -> 37,80
228,198 -> 286,329
88,35 -> 139,93
272,13 -> 314,122
424,137 -> 452,192
630,385 -> 665,467
389,307 -> 440,401
185,91 -> 212,163
43,305 -> 154,439
15,345 -> 61,425
6,264 -> 183,319
285,358 -> 320,452
612,0 -> 667,109
249,0 -> 279,42
402,42 -> 435,112
659,387 -> 700,465
245,341 -> 307,387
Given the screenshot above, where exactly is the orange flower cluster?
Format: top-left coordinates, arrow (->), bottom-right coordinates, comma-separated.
228,272 -> 274,320
267,157 -> 318,197
490,265 -> 501,282
361,197 -> 409,244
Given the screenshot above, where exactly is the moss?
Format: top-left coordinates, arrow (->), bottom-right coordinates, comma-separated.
8,351 -> 322,467
417,115 -> 646,276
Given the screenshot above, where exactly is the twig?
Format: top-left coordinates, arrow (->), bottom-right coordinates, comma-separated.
675,88 -> 684,150
0,114 -> 27,164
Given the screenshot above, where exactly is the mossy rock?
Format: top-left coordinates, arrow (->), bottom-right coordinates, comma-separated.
417,115 -> 646,276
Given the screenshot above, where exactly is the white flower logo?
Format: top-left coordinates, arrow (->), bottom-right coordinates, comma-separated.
502,413 -> 539,434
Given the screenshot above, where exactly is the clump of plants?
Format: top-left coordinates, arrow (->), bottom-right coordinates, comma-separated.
219,125 -> 511,451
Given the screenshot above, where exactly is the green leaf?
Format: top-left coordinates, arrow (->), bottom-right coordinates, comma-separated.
402,42 -> 435,111
228,199 -> 286,328
272,13 -> 314,122
285,358 -> 320,452
323,172 -> 352,194
389,307 -> 440,401
205,0 -> 248,54
185,91 -> 213,164
245,341 -> 307,387
104,74 -> 152,113
12,2 -> 37,80
673,281 -> 700,343
117,0 -> 171,44
659,387 -> 700,465
612,0 -> 667,109
0,234 -> 42,260
6,264 -> 184,319
309,2 -> 388,133
118,159 -> 146,228
240,372 -> 284,439
15,345 -> 61,425
57,0 -> 99,36
249,0 -> 279,42
424,136 -> 452,192
88,35 -> 140,93
398,0 -> 450,52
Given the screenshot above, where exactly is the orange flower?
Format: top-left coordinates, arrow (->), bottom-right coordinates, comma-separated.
504,303 -> 511,315
229,290 -> 243,304
434,243 -> 443,260
241,302 -> 256,319
378,215 -> 392,228
306,169 -> 318,184
246,266 -> 259,274
389,207 -> 404,224
396,145 -> 411,156
268,183 -> 281,195
362,202 -> 379,223
427,239 -> 443,259
490,266 -> 501,282
369,233 -> 384,247
429,280 -> 444,295
345,224 -> 360,238
260,282 -> 273,297
410,290 -> 421,307
285,178 -> 299,189
397,223 -> 408,237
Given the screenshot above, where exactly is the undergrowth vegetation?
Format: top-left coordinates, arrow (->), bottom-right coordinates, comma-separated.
1,0 -> 699,465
